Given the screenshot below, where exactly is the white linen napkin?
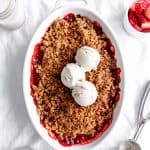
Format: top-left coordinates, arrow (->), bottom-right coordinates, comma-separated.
0,0 -> 150,150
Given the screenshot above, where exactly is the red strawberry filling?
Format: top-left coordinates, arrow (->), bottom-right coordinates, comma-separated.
64,13 -> 75,22
30,43 -> 42,86
128,0 -> 150,32
93,21 -> 103,35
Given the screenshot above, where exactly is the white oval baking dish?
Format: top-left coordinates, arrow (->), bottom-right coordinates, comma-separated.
23,1 -> 125,149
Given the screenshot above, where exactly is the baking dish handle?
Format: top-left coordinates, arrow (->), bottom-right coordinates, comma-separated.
54,0 -> 96,11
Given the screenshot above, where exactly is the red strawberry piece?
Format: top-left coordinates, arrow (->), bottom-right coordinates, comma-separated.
114,92 -> 120,102
32,44 -> 43,65
135,3 -> 143,13
93,21 -> 100,28
40,119 -> 46,128
106,39 -> 115,56
115,68 -> 121,75
114,75 -> 121,85
65,139 -> 71,146
31,68 -> 41,86
74,138 -> 80,144
135,3 -> 146,13
48,131 -> 57,140
118,87 -> 121,92
144,7 -> 150,20
34,43 -> 40,51
117,75 -> 121,83
132,22 -> 143,31
128,11 -> 142,31
110,45 -> 115,55
34,73 -> 40,85
33,98 -> 37,106
93,21 -> 103,34
59,141 -> 69,146
32,52 -> 43,65
141,22 -> 150,29
79,135 -> 86,142
107,38 -> 112,47
95,125 -> 101,132
64,13 -> 75,22
135,0 -> 147,13
142,28 -> 150,32
136,13 -> 147,24
128,10 -> 139,25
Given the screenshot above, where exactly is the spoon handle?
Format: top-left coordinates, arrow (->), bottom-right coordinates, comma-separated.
138,81 -> 150,122
133,81 -> 150,141
133,119 -> 146,141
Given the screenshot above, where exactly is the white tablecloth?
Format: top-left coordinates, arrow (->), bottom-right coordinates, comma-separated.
0,0 -> 150,150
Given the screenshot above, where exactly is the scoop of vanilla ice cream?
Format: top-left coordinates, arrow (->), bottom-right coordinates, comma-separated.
75,46 -> 100,72
72,81 -> 98,106
61,63 -> 85,89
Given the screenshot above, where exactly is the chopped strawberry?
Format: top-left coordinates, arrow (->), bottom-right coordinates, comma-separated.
32,43 -> 43,65
128,11 -> 139,26
110,46 -> 115,56
106,39 -> 115,56
93,21 -> 102,34
48,131 -> 57,140
115,68 -> 121,75
93,21 -> 100,27
129,20 -> 142,31
114,92 -> 120,102
64,13 -> 75,22
141,22 -> 150,29
33,98 -> 37,106
128,11 -> 142,31
133,24 -> 143,31
136,13 -> 147,24
135,3 -> 144,13
144,7 -> 150,20
135,1 -> 147,13
40,119 -> 46,128
142,28 -> 150,32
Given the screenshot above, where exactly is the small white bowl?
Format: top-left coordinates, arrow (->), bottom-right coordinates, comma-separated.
123,2 -> 150,38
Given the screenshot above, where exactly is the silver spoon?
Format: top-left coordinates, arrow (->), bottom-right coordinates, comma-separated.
119,81 -> 150,150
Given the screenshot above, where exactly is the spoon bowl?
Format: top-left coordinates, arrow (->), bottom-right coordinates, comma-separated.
119,140 -> 141,150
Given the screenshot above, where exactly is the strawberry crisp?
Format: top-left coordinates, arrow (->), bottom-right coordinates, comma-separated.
30,13 -> 121,146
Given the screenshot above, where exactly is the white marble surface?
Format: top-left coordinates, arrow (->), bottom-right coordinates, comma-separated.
0,0 -> 150,150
